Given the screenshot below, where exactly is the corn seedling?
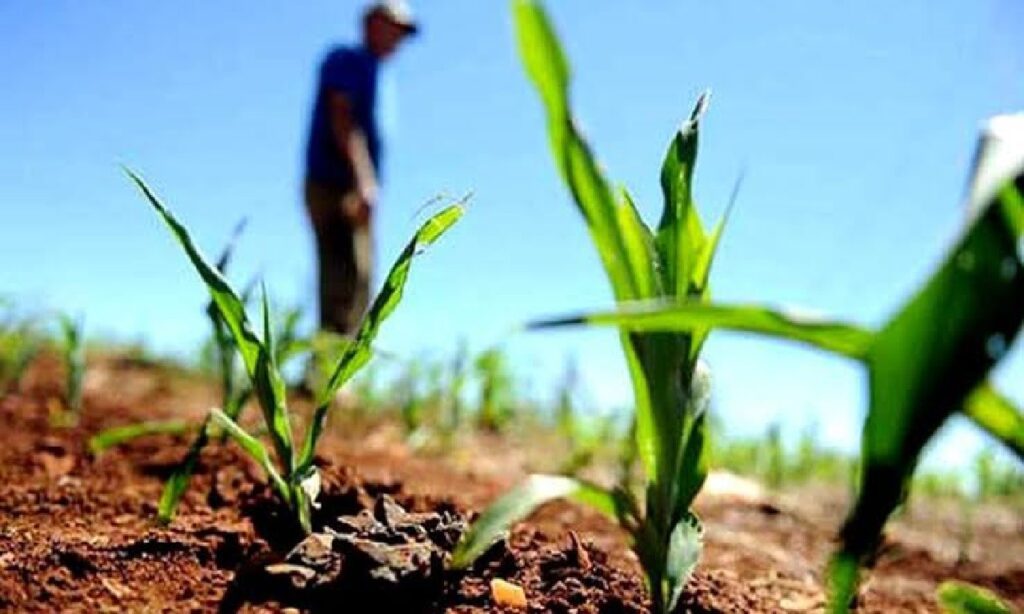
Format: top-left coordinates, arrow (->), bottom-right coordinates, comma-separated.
127,169 -> 463,532
554,357 -> 578,442
526,115 -> 1024,611
453,2 -> 731,610
443,339 -> 469,437
474,347 -> 515,432
397,359 -> 427,437
0,302 -> 41,391
58,313 -> 85,419
553,360 -> 613,476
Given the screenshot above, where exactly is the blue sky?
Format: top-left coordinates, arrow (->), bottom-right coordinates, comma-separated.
1,1 -> 1022,470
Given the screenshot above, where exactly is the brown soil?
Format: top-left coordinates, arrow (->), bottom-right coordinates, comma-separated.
0,354 -> 1021,612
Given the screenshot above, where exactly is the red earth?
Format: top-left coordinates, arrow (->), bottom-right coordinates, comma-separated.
0,353 -> 1020,612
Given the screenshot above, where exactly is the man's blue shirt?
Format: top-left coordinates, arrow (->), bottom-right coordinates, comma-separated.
305,45 -> 381,187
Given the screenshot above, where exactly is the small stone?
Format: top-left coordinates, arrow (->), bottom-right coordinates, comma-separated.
779,594 -> 821,611
265,563 -> 318,589
491,578 -> 527,609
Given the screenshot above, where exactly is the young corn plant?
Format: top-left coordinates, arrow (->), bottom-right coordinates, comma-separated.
474,347 -> 515,433
58,313 -> 85,420
526,115 -> 1024,611
0,302 -> 41,391
452,2 -> 730,610
127,169 -> 463,532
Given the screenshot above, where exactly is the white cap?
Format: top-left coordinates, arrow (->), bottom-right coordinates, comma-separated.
365,1 -> 419,35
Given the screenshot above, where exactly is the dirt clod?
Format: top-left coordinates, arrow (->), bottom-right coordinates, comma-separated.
238,495 -> 468,611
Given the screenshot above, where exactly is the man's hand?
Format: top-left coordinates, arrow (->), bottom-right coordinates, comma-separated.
342,183 -> 376,227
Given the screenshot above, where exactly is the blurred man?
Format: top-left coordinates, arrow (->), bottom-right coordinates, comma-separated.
304,1 -> 418,333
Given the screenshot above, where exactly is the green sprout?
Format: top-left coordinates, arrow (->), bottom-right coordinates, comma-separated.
59,313 -> 85,418
0,301 -> 41,391
524,117 -> 1024,611
452,2 -> 731,610
127,169 -> 463,532
474,347 -> 515,432
553,359 -> 614,476
89,420 -> 191,456
443,339 -> 469,438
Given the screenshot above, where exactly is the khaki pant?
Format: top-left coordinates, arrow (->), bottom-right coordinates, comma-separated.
304,179 -> 372,335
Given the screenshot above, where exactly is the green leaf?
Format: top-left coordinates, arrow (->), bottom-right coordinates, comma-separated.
89,420 -> 190,456
963,383 -> 1024,461
513,0 -> 648,302
656,92 -> 711,298
688,171 -> 743,362
672,410 -> 709,523
617,189 -> 660,298
58,313 -> 85,414
839,173 -> 1024,573
158,416 -> 212,524
937,580 -> 1012,614
127,169 -> 261,377
128,169 -> 294,476
530,300 -> 875,360
832,144 -> 1024,610
296,203 -> 464,472
665,512 -> 703,612
450,474 -> 620,569
209,408 -> 290,505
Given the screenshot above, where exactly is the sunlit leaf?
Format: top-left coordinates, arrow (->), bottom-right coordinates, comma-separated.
656,92 -> 710,298
963,384 -> 1024,461
296,203 -> 464,472
832,143 -> 1024,612
450,474 -> 620,569
513,0 -> 647,301
158,415 -> 212,524
937,580 -> 1012,614
530,300 -> 875,360
89,420 -> 190,456
209,408 -> 290,504
128,168 -> 294,475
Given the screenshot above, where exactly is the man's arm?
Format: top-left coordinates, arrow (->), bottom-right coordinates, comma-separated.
328,91 -> 377,226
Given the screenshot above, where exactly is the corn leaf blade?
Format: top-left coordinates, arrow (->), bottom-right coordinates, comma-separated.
513,0 -> 648,301
128,169 -> 294,475
127,169 -> 262,377
937,581 -> 1012,614
297,204 -> 464,471
963,384 -> 1024,461
656,92 -> 710,297
530,301 -> 875,360
158,416 -> 212,524
450,474 -> 619,569
89,420 -> 190,456
832,160 -> 1024,610
210,408 -> 290,504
